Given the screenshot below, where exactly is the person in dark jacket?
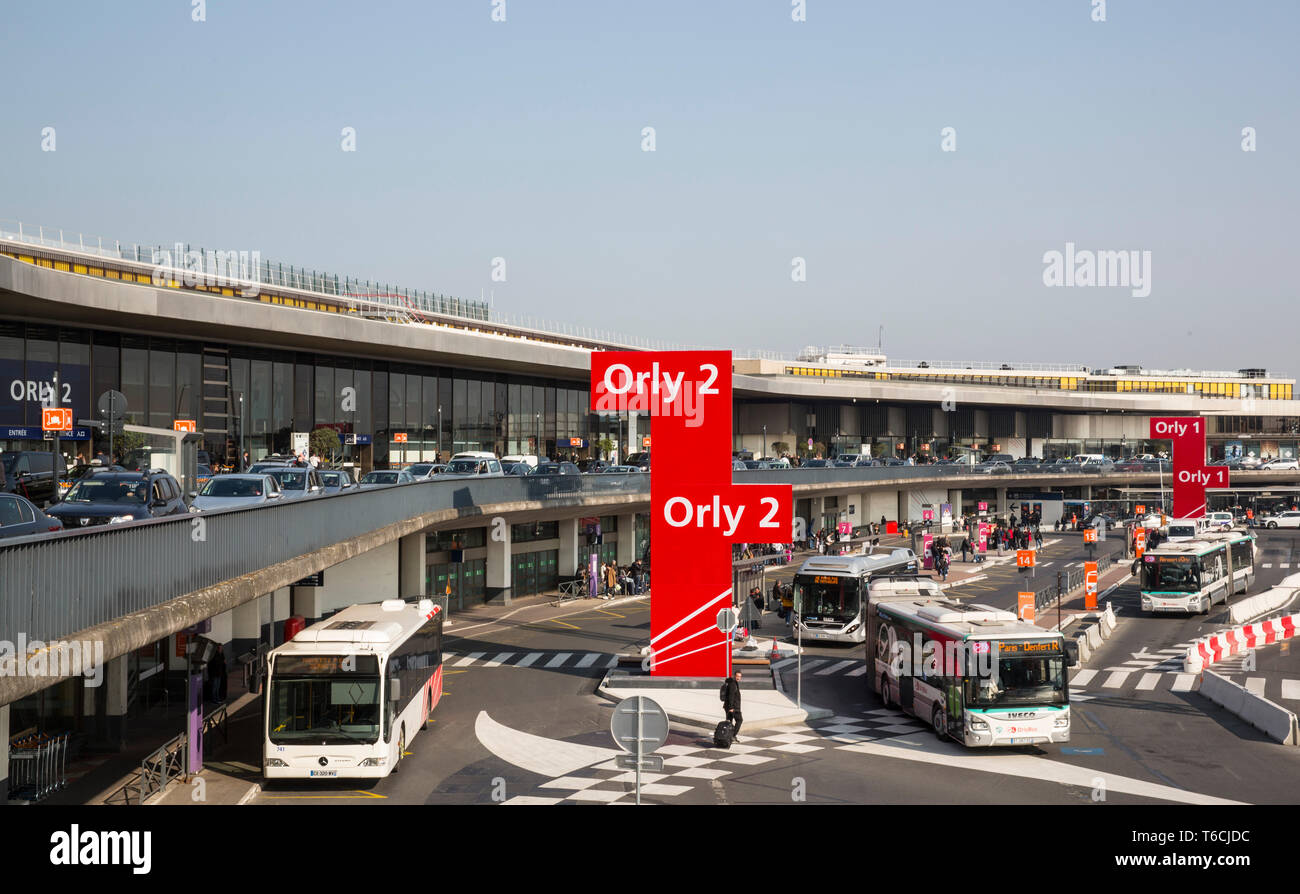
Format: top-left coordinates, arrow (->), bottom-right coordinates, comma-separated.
208,645 -> 228,703
722,671 -> 744,741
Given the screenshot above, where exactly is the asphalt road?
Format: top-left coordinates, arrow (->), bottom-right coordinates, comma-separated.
248,531 -> 1300,805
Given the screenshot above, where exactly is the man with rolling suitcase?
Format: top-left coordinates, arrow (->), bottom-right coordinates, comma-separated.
717,671 -> 744,746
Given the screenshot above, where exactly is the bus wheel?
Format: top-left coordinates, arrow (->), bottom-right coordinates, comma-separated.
394,726 -> 406,774
931,706 -> 947,740
421,690 -> 430,731
879,676 -> 892,708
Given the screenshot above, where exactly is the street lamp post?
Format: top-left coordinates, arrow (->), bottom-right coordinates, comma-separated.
762,424 -> 767,460
437,405 -> 442,460
535,412 -> 540,457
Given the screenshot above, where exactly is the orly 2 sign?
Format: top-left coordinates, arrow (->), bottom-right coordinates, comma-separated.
591,351 -> 791,677
0,359 -> 89,425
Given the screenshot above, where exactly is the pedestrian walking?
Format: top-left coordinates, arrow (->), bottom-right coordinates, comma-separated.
208,644 -> 227,703
960,537 -> 970,563
721,670 -> 744,742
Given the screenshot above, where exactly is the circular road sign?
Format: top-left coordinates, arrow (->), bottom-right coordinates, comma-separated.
97,389 -> 129,417
716,607 -> 738,633
609,696 -> 669,754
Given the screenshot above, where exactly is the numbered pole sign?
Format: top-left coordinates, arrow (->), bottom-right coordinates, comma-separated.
1016,549 -> 1035,568
1084,561 -> 1099,610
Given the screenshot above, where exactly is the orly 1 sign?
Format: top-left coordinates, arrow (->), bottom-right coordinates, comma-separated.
592,351 -> 791,677
1149,416 -> 1226,519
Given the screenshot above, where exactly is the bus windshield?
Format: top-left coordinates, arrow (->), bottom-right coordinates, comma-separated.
793,574 -> 860,624
965,650 -> 1067,709
269,655 -> 382,745
1142,555 -> 1199,592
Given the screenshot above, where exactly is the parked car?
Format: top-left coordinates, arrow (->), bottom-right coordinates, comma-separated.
533,462 -> 581,476
501,454 -> 541,470
407,463 -> 445,480
624,452 -> 651,472
601,465 -> 642,474
266,467 -> 325,499
58,462 -> 127,499
978,460 -> 1013,474
0,493 -> 64,539
1,450 -> 68,506
1206,511 -> 1235,530
319,469 -> 359,494
248,461 -> 293,474
1262,458 -> 1300,470
189,474 -> 283,512
732,460 -> 748,471
47,468 -> 188,527
436,457 -> 505,478
1260,510 -> 1300,529
358,470 -> 415,488
505,462 -> 534,476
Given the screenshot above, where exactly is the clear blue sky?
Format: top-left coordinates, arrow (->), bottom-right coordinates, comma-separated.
3,1 -> 1297,372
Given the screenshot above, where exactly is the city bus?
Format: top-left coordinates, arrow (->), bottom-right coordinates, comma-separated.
1139,530 -> 1256,615
866,586 -> 1070,746
791,549 -> 920,643
263,599 -> 443,780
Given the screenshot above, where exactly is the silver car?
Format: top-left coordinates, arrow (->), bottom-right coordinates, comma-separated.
435,457 -> 505,479
319,469 -> 358,494
266,467 -> 325,499
358,470 -> 415,488
189,474 -> 283,512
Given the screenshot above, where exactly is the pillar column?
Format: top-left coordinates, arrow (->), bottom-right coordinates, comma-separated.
233,599 -> 261,659
808,496 -> 825,536
292,586 -> 323,624
486,523 -> 512,605
399,531 -> 427,599
1,705 -> 8,800
997,487 -> 1009,518
104,654 -> 128,750
558,517 -> 580,576
617,512 -> 637,565
271,587 -> 290,646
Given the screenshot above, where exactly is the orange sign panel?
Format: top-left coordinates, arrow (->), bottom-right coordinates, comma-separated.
173,419 -> 197,432
1017,592 -> 1035,622
1084,561 -> 1099,609
1083,528 -> 1098,543
42,407 -> 72,431
642,436 -> 651,447
394,432 -> 409,443
1016,549 -> 1035,568
1135,504 -> 1146,515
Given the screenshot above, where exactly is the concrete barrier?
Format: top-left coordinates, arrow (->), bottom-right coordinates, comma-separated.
1074,634 -> 1091,665
1198,670 -> 1299,746
1229,584 -> 1300,625
1185,611 -> 1300,672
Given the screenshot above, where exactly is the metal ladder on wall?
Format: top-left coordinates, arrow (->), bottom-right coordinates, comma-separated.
202,347 -> 237,470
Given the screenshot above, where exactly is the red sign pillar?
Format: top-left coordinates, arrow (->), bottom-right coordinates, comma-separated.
591,351 -> 792,677
1149,417 -> 1228,519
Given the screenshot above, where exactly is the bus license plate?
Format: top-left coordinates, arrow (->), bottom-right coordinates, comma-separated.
309,770 -> 337,777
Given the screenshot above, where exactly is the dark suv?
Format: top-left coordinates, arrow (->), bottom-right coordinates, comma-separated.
47,468 -> 189,528
1,450 -> 68,507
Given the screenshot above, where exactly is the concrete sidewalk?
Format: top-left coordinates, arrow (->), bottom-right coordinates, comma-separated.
597,677 -> 832,730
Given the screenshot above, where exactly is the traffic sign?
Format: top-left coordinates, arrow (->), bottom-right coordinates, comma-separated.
642,436 -> 651,447
1016,549 -> 1036,568
394,432 -> 408,443
610,696 -> 669,754
97,389 -> 128,417
1083,528 -> 1098,544
716,607 -> 738,633
615,753 -> 664,772
173,419 -> 197,433
42,407 -> 72,432
1135,504 -> 1146,515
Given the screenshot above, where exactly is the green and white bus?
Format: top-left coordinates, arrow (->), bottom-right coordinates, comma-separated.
1140,530 -> 1256,615
866,583 -> 1070,747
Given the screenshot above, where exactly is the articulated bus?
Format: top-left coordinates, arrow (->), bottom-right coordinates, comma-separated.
264,599 -> 443,780
792,549 -> 920,643
1140,530 -> 1256,615
866,582 -> 1070,747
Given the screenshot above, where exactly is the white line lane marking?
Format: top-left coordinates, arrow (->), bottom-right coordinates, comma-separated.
846,665 -> 868,677
453,652 -> 486,667
817,660 -> 857,676
1245,677 -> 1266,696
1136,673 -> 1160,691
544,652 -> 573,668
1103,671 -> 1131,688
576,653 -> 601,668
1281,680 -> 1300,700
516,652 -> 544,668
606,655 -> 621,668
1171,674 -> 1196,692
837,733 -> 1244,805
482,652 -> 514,668
1070,669 -> 1097,686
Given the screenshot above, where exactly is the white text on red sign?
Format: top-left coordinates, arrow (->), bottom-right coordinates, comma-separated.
663,494 -> 781,537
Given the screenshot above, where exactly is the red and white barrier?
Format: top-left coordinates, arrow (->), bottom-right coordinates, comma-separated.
1185,612 -> 1300,673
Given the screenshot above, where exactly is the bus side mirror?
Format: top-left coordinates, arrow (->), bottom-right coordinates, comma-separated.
388,679 -> 401,702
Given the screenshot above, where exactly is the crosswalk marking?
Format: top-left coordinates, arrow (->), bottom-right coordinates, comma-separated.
1070,669 -> 1097,687
1136,673 -> 1160,691
453,651 -> 486,667
817,660 -> 857,676
1245,678 -> 1266,696
800,659 -> 827,673
606,655 -> 621,668
516,652 -> 544,668
483,652 -> 514,668
1171,674 -> 1196,692
1103,671 -> 1130,689
544,652 -> 573,668
1283,680 -> 1300,701
1263,563 -> 1272,569
846,665 -> 868,677
576,653 -> 601,668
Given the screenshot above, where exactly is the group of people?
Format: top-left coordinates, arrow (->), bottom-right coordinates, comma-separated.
581,558 -> 648,599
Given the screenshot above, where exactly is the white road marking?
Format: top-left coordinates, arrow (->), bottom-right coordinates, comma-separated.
817,660 -> 857,676
1171,674 -> 1196,692
1245,677 -> 1266,696
453,651 -> 485,667
1069,669 -> 1097,687
482,652 -> 515,668
544,652 -> 573,668
1103,671 -> 1130,688
1281,680 -> 1300,701
474,711 -> 619,778
516,652 -> 544,668
838,733 -> 1244,805
846,665 -> 868,677
1136,673 -> 1160,691
576,653 -> 601,668
606,655 -> 621,668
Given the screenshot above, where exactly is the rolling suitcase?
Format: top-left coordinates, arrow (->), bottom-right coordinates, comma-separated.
714,720 -> 734,749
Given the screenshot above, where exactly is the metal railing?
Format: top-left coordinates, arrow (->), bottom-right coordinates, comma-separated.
6,732 -> 71,802
1033,548 -> 1126,613
137,732 -> 187,804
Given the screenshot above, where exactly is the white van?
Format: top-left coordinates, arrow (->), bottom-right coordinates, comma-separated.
438,453 -> 504,478
501,454 -> 540,469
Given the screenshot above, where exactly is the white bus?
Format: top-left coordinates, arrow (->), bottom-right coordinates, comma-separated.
1139,530 -> 1256,615
263,599 -> 444,780
792,549 -> 920,643
867,588 -> 1071,747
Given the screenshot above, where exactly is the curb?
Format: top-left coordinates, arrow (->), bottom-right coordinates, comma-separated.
594,676 -> 833,731
236,783 -> 261,805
